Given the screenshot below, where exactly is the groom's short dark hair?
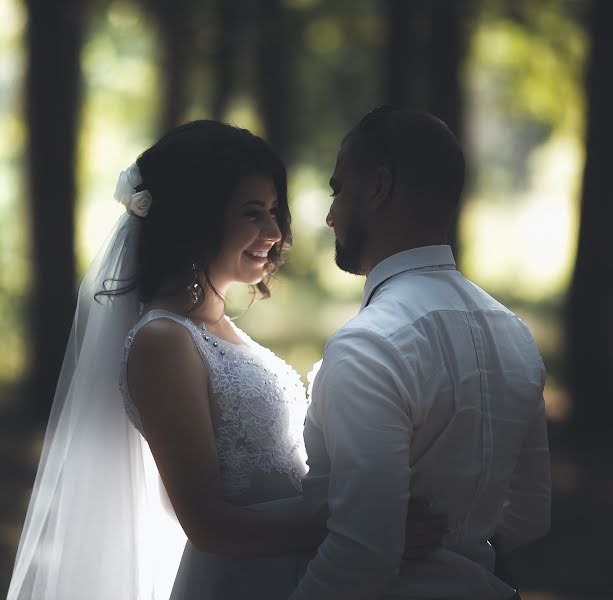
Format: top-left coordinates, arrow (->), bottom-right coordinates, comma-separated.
345,107 -> 465,224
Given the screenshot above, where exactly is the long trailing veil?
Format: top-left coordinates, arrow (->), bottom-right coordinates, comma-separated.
8,169 -> 186,599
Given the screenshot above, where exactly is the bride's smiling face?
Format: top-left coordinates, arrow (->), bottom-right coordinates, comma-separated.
209,173 -> 282,289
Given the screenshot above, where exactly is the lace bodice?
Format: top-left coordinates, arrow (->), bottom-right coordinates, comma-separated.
119,310 -> 308,501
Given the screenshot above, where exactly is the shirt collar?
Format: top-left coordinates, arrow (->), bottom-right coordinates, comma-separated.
360,245 -> 456,311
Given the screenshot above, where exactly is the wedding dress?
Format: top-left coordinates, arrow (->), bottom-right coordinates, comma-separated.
120,308 -> 310,600
7,159 -> 312,599
7,212 -> 309,600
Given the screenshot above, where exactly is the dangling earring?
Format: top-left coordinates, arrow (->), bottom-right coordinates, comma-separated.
187,262 -> 202,305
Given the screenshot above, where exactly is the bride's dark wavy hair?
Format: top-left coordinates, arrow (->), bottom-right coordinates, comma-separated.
97,120 -> 291,307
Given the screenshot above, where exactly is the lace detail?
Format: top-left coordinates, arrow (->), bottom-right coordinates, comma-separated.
118,310 -> 308,500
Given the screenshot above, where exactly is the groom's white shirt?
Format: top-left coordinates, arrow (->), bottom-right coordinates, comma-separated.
289,245 -> 551,600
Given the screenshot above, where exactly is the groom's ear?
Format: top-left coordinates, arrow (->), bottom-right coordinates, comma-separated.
369,165 -> 393,211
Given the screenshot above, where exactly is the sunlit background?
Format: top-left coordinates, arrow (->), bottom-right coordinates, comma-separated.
1,0 -> 611,598
0,0 -> 585,408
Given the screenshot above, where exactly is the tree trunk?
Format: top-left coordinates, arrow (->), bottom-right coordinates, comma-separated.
25,0 -> 85,421
211,0 -> 244,121
566,0 -> 613,431
254,0 -> 295,163
382,0 -> 430,110
428,0 -> 465,258
149,0 -> 193,132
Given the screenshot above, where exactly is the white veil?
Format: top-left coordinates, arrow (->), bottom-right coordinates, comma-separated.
8,182 -> 186,598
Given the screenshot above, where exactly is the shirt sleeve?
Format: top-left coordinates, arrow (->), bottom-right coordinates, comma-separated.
289,329 -> 414,600
495,395 -> 551,553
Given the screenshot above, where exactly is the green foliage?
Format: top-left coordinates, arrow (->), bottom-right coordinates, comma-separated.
0,0 -> 590,397
0,0 -> 28,383
468,0 -> 587,197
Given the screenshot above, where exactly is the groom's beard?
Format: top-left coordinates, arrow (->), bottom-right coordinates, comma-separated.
335,216 -> 367,275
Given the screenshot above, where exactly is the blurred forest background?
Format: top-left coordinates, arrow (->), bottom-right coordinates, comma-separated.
0,0 -> 611,598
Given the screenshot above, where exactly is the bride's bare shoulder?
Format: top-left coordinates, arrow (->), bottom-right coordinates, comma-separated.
127,317 -> 205,397
132,317 -> 193,356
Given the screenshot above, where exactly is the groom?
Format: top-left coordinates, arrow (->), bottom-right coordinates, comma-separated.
289,108 -> 551,599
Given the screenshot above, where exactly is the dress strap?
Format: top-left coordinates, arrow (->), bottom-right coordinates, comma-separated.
132,308 -> 191,333
128,308 -> 214,369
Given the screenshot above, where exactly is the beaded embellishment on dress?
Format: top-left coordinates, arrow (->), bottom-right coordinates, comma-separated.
119,310 -> 308,499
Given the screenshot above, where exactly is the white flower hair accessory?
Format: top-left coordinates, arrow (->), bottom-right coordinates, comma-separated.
114,163 -> 153,218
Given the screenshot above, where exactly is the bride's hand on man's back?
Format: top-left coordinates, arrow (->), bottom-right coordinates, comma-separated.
403,498 -> 448,561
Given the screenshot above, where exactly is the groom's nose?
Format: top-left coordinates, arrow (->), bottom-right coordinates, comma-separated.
326,210 -> 334,228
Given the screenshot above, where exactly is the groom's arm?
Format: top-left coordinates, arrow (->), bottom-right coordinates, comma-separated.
289,329 -> 415,600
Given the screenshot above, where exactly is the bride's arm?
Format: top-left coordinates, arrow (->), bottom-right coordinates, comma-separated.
127,318 -> 326,557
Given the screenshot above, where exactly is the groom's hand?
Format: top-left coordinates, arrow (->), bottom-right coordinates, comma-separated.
403,498 -> 448,561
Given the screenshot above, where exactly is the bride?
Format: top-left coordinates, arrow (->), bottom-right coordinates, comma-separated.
8,120 -> 327,600
8,119 -> 441,600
